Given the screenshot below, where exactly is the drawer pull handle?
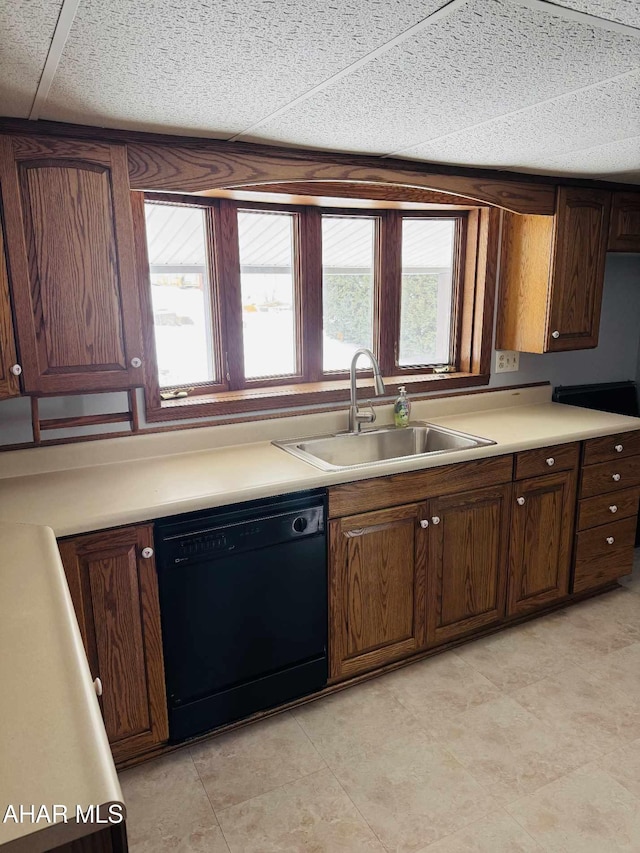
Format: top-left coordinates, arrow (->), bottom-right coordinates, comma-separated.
612,473 -> 621,482
546,457 -> 555,466
141,547 -> 154,559
516,497 -> 526,506
551,330 -> 560,339
615,444 -> 623,453
431,516 -> 441,525
419,519 -> 429,529
609,505 -> 618,513
606,536 -> 615,545
93,677 -> 103,697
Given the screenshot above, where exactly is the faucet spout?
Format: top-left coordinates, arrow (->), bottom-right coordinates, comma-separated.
348,348 -> 386,434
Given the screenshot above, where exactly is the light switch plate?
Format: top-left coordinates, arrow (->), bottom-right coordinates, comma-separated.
495,350 -> 520,373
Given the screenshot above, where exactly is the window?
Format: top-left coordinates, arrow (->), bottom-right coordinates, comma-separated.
140,195 -> 493,419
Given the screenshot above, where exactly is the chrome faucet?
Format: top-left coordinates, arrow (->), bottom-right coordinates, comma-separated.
348,348 -> 385,433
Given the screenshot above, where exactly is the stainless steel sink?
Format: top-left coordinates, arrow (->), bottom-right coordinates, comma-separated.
273,422 -> 495,471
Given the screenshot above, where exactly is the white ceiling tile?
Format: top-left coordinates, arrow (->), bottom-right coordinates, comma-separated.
403,70 -> 640,169
41,0 -> 451,134
248,0 -> 640,155
0,0 -> 63,117
540,0 -> 640,28
517,135 -> 640,181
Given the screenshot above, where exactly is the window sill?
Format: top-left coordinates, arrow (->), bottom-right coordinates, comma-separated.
145,372 -> 490,423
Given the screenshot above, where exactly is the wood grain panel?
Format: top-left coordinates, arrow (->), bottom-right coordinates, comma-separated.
514,442 -> 579,480
579,455 -> 640,498
508,469 -> 576,616
126,141 -> 556,214
0,191 -> 20,399
573,516 -> 636,593
546,187 -> 611,351
427,484 -> 510,645
608,191 -> 640,252
329,503 -> 427,681
50,823 -> 128,853
577,487 -> 640,531
328,454 -> 513,518
583,430 -> 640,466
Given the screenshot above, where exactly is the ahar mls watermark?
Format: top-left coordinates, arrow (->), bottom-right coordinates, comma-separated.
3,804 -> 125,825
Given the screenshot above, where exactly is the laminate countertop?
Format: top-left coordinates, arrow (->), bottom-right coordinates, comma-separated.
0,522 -> 124,852
0,386 -> 639,538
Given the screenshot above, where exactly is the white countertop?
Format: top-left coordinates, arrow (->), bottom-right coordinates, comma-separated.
0,523 -> 123,852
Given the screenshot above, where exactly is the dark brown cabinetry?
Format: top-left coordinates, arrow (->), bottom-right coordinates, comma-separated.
58,524 -> 168,764
608,191 -> 640,252
426,484 -> 511,645
0,134 -> 145,394
328,502 -> 428,681
0,194 -> 20,399
497,187 -> 611,353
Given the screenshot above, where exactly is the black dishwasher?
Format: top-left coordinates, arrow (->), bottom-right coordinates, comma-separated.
155,490 -> 327,742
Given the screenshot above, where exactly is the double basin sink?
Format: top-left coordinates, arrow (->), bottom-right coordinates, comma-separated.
273,422 -> 495,471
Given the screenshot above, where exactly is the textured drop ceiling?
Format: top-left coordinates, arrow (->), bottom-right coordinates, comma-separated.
1,0 -> 639,182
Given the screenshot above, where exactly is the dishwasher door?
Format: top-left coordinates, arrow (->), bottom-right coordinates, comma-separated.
155,491 -> 328,741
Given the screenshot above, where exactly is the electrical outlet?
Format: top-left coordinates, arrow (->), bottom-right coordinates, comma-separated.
495,350 -> 520,373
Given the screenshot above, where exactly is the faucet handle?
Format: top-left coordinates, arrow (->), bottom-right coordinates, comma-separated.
357,402 -> 376,425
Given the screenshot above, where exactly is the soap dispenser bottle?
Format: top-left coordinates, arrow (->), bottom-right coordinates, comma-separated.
393,386 -> 411,428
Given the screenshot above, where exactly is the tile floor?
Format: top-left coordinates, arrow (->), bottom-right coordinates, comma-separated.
120,551 -> 640,852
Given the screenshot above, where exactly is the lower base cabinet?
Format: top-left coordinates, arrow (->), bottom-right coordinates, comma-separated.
507,470 -> 577,615
58,524 -> 168,764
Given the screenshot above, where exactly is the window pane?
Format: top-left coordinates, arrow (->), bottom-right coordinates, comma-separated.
322,216 -> 375,372
144,202 -> 215,388
399,219 -> 455,366
238,211 -> 297,379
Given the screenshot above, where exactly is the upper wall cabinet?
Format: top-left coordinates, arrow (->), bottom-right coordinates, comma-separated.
0,135 -> 145,394
0,193 -> 21,400
608,191 -> 640,253
496,187 -> 611,354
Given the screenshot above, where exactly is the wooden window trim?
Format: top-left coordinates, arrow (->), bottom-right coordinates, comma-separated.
133,193 -> 498,422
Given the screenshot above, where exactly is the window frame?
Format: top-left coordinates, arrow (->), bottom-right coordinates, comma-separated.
133,192 -> 497,422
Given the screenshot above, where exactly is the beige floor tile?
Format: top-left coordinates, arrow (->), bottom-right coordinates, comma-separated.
599,738 -> 640,798
568,588 -> 640,649
512,665 -> 640,753
415,810 -> 543,852
585,642 -> 640,702
435,695 -> 598,801
455,622 -> 573,691
382,651 -> 503,737
119,750 -> 220,850
292,678 -> 426,765
216,768 -> 385,853
505,762 -> 640,852
331,729 -> 496,852
190,711 -> 325,811
129,826 -> 230,853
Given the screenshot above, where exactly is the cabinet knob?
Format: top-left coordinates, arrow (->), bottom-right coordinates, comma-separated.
546,457 -> 555,466
612,473 -> 621,482
93,677 -> 103,697
141,546 -> 154,559
609,505 -> 618,513
615,444 -> 623,453
551,330 -> 560,339
419,519 -> 429,529
130,357 -> 142,368
516,496 -> 526,506
606,536 -> 615,545
431,516 -> 441,525
10,363 -> 22,376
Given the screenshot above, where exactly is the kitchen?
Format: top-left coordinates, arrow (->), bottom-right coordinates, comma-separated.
2,1 -> 640,852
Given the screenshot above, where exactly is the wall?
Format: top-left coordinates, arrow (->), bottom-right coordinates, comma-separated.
1,254 -> 639,448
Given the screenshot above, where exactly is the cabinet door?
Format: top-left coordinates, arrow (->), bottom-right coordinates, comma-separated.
608,191 -> 640,252
546,187 -> 611,351
0,134 -> 145,394
426,484 -> 511,646
507,470 -> 576,616
0,194 -> 20,399
58,524 -> 168,764
329,503 -> 428,681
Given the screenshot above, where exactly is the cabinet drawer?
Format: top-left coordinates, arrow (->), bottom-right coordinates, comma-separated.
573,516 -> 636,593
514,442 -> 579,480
583,430 -> 640,466
577,488 -> 640,531
579,455 -> 640,498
